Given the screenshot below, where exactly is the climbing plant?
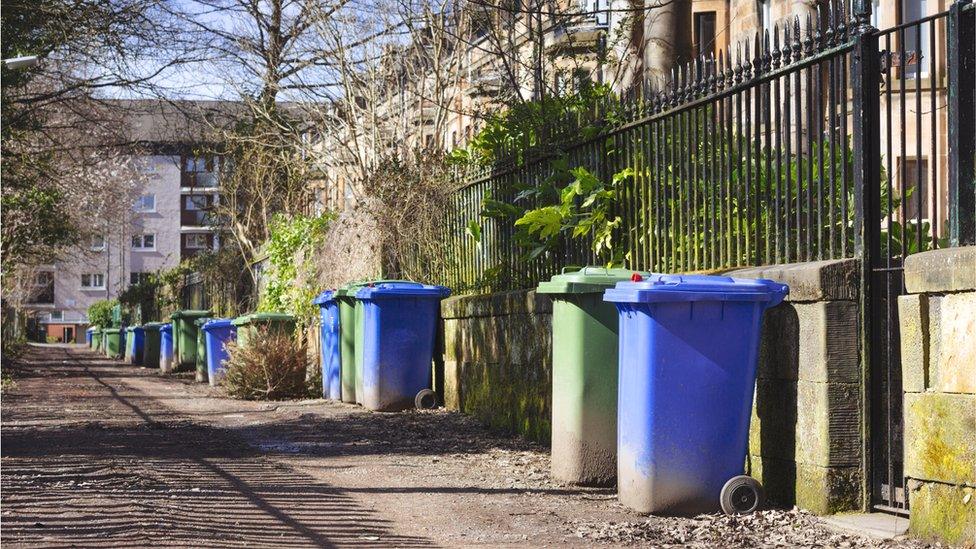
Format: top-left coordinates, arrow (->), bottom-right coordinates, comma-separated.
258,213 -> 332,326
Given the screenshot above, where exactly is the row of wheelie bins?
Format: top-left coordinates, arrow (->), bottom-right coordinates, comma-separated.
312,280 -> 451,411
538,267 -> 788,515
84,313 -> 256,387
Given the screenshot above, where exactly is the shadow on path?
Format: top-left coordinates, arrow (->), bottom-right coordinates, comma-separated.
1,345 -> 432,548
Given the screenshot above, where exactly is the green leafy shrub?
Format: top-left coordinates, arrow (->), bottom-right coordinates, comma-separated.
87,299 -> 116,328
221,329 -> 308,400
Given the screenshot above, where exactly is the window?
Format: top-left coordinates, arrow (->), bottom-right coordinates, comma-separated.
182,155 -> 218,187
901,0 -> 930,79
184,195 -> 210,210
90,234 -> 105,251
28,272 -> 55,304
129,272 -> 152,285
694,11 -> 717,58
49,310 -> 64,322
131,233 -> 155,250
81,273 -> 105,289
757,0 -> 772,36
185,233 -> 209,249
133,194 -> 156,213
902,158 -> 928,221
870,0 -> 882,28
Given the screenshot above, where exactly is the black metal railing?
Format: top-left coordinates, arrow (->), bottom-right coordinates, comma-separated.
439,1 -> 973,296
444,1 -> 862,293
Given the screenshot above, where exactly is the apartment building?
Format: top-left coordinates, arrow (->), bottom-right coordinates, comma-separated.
26,101 -> 229,343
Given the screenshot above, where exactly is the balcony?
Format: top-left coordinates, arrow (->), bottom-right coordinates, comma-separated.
548,17 -> 608,50
180,209 -> 213,227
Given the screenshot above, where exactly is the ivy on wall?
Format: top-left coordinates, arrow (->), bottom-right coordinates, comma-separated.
258,213 -> 332,326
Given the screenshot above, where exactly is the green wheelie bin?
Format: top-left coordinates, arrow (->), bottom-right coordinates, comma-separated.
231,312 -> 296,348
103,328 -> 122,359
170,310 -> 211,372
537,266 -> 650,486
194,317 -> 211,382
142,322 -> 164,369
91,327 -> 103,352
335,282 -> 367,404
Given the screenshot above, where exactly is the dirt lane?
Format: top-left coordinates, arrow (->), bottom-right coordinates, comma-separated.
1,345 -> 937,548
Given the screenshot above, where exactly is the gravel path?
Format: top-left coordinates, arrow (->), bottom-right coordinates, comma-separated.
1,344 -> 942,548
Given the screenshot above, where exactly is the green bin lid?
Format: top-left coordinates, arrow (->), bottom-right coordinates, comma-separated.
171,310 -> 212,319
334,279 -> 410,297
103,328 -> 121,334
194,317 -> 212,327
142,322 -> 165,330
231,312 -> 296,326
537,266 -> 652,294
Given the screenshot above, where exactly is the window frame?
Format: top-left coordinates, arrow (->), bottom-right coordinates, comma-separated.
131,233 -> 156,251
694,11 -> 718,59
184,233 -> 209,250
133,193 -> 157,213
900,156 -> 929,222
90,234 -> 106,251
81,273 -> 106,290
897,0 -> 931,80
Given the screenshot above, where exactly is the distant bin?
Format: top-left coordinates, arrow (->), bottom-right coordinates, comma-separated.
86,327 -> 95,347
202,319 -> 236,386
313,290 -> 341,400
92,328 -> 104,352
355,281 -> 450,411
125,326 -> 146,365
537,266 -> 650,487
159,323 -> 175,373
193,316 -> 212,383
170,310 -> 211,372
604,274 -> 788,515
103,328 -> 122,359
142,323 -> 163,369
231,312 -> 296,348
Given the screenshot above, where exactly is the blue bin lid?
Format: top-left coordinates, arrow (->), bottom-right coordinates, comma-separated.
202,318 -> 234,331
604,274 -> 788,305
159,323 -> 173,334
86,327 -> 95,333
131,325 -> 145,334
312,290 -> 335,306
355,281 -> 451,300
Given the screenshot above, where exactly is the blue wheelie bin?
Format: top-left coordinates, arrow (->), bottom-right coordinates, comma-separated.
355,282 -> 450,411
126,325 -> 145,365
86,327 -> 95,347
202,319 -> 236,386
313,290 -> 342,400
159,323 -> 175,373
604,274 -> 788,515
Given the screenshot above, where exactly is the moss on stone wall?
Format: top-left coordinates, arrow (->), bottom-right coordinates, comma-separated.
442,290 -> 553,444
908,481 -> 976,546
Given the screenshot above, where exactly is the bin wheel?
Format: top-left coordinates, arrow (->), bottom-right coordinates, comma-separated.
720,475 -> 765,515
415,389 -> 438,410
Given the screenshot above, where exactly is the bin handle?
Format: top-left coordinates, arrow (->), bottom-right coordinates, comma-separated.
579,266 -> 612,276
560,265 -> 584,274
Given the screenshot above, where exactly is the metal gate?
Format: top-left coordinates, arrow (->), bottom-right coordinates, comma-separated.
855,0 -> 975,514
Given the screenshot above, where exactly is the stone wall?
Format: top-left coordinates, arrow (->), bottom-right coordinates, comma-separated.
899,246 -> 976,546
441,290 -> 553,443
730,259 -> 863,514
